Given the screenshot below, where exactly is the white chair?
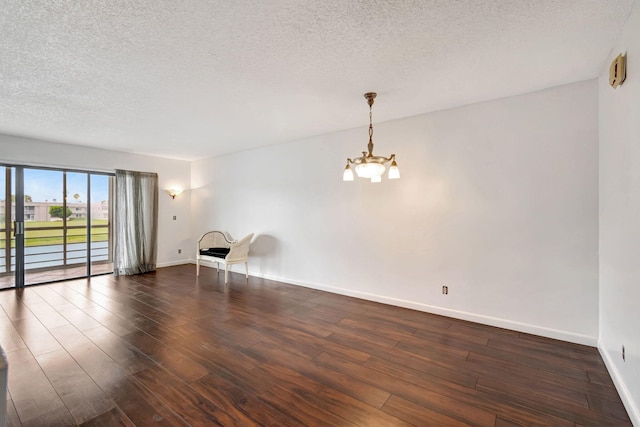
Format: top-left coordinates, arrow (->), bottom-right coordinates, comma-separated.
196,231 -> 254,284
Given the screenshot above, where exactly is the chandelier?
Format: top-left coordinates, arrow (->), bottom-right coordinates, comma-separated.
343,92 -> 400,183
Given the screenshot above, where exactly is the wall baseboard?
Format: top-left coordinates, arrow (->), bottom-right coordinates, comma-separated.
190,261 -> 597,346
598,343 -> 640,426
157,259 -> 192,268
260,273 -> 596,346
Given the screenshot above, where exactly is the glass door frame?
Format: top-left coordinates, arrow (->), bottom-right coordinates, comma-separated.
14,167 -> 25,287
1,163 -> 114,289
2,168 -> 15,282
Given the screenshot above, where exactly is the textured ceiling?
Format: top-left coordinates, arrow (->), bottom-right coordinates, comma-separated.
0,0 -> 635,161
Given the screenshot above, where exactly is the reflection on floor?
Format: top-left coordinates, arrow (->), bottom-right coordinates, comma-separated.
0,263 -> 113,289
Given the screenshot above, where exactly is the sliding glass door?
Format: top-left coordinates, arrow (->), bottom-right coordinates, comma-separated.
0,166 -> 19,288
0,164 -> 114,289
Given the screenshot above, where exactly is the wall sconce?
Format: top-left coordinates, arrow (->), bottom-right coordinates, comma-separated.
166,188 -> 183,199
609,53 -> 627,89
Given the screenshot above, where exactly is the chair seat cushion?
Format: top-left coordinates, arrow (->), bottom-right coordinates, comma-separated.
200,247 -> 230,258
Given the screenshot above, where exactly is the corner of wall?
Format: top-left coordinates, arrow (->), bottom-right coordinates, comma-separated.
598,342 -> 640,426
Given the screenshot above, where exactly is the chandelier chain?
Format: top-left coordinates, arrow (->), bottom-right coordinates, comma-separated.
368,102 -> 374,155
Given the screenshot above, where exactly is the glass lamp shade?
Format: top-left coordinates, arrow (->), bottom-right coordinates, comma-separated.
166,188 -> 184,199
388,161 -> 400,179
371,175 -> 382,183
343,165 -> 354,181
355,162 -> 386,179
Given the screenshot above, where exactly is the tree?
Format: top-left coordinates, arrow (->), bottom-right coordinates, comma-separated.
49,206 -> 72,219
6,195 -> 32,202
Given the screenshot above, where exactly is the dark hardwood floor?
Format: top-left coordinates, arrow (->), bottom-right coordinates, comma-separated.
0,264 -> 631,426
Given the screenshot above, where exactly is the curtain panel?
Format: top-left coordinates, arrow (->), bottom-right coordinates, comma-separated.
114,170 -> 158,276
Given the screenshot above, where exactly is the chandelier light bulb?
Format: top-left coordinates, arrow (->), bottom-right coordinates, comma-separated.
343,164 -> 354,181
388,160 -> 400,179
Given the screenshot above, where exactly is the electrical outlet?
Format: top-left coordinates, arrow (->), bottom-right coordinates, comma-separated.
173,215 -> 177,220
178,249 -> 182,254
622,345 -> 625,362
442,285 -> 448,295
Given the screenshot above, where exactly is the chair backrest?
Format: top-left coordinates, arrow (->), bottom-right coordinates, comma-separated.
198,231 -> 232,250
227,233 -> 254,262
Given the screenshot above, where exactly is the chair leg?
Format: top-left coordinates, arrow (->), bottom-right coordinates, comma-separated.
245,262 -> 248,279
196,259 -> 200,276
216,262 -> 219,272
225,266 -> 229,284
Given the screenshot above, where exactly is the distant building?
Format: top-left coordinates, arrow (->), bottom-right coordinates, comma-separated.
0,201 -> 109,222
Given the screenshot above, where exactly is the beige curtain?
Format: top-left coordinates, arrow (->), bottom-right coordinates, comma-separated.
114,170 -> 158,276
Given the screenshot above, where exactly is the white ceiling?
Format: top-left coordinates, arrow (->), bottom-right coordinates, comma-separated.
0,1 -> 635,161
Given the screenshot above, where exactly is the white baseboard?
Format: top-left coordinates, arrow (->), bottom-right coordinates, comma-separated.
241,270 -> 597,346
157,259 -> 192,268
598,344 -> 640,426
189,262 -> 597,345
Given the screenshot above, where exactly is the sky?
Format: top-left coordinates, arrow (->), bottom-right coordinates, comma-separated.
0,167 -> 110,203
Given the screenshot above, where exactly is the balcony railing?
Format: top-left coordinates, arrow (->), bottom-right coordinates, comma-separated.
0,223 -> 112,275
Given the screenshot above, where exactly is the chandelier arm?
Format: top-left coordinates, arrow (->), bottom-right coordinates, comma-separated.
370,154 -> 396,163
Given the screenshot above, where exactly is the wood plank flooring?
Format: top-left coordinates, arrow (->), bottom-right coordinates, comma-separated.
0,264 -> 632,426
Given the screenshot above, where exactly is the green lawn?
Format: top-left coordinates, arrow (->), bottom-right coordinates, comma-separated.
0,220 -> 110,248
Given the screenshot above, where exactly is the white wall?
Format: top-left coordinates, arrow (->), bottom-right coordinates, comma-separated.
0,134 -> 192,267
192,80 -> 599,345
598,1 -> 640,424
